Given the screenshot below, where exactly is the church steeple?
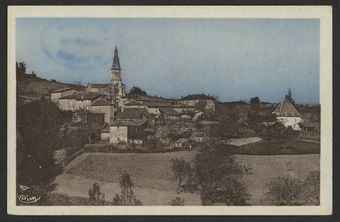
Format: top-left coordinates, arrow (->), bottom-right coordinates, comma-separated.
111,45 -> 121,71
110,45 -> 125,99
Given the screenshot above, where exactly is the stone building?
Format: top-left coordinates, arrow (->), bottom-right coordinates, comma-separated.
58,92 -> 105,111
89,98 -> 115,124
86,46 -> 126,105
273,99 -> 303,130
50,87 -> 79,104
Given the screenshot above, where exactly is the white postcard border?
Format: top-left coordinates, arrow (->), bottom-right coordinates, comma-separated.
7,6 -> 333,215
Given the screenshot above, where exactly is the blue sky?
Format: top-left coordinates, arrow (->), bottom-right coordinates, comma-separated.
16,18 -> 320,103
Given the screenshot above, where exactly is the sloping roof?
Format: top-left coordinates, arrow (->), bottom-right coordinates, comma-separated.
273,100 -> 302,117
88,83 -> 111,88
51,87 -> 76,93
90,98 -> 113,106
159,108 -> 179,116
125,101 -> 144,106
116,108 -> 148,119
59,92 -> 105,101
112,119 -> 147,126
143,101 -> 173,108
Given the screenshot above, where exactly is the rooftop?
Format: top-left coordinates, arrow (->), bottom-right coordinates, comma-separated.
90,98 -> 113,106
112,119 -> 147,126
59,92 -> 106,101
159,108 -> 179,116
116,108 -> 149,119
88,83 -> 111,88
273,100 -> 302,117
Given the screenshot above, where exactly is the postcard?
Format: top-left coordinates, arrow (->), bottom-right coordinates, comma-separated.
7,6 -> 332,215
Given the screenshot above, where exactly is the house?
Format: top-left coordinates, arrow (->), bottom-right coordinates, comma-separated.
87,83 -> 112,96
123,101 -> 146,110
89,98 -> 115,124
143,101 -> 172,117
180,94 -> 216,111
272,100 -> 303,130
109,119 -> 148,144
115,108 -> 149,120
50,87 -> 79,103
58,92 -> 106,111
174,138 -> 189,148
159,108 -> 180,120
172,103 -> 195,114
100,126 -> 110,141
108,108 -> 150,144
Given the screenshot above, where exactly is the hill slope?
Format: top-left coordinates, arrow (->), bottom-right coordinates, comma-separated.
17,74 -> 84,98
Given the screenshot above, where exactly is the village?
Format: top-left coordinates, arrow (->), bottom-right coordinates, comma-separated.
16,46 -> 321,206
47,46 -> 319,154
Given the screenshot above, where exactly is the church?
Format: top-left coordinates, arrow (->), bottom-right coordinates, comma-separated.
87,46 -> 126,105
52,46 -> 127,114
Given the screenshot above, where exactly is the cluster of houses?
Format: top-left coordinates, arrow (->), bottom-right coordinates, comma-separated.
50,46 -> 308,147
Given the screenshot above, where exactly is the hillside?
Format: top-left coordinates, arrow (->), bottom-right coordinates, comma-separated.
17,73 -> 84,98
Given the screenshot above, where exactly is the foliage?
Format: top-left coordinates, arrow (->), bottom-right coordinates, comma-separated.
170,159 -> 193,194
17,98 -> 71,187
169,197 -> 185,206
265,176 -> 303,205
249,96 -> 260,105
16,61 -> 26,76
112,171 -> 143,206
129,86 -> 147,96
88,182 -> 106,205
182,93 -> 217,101
194,141 -> 250,205
301,171 -> 320,205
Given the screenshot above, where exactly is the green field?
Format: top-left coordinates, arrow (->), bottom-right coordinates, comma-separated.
55,151 -> 320,205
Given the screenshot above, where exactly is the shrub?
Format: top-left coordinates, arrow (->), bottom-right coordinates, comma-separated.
112,171 -> 142,206
169,197 -> 185,206
265,176 -> 302,205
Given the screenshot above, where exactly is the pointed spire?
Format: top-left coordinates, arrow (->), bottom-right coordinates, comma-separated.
111,45 -> 121,70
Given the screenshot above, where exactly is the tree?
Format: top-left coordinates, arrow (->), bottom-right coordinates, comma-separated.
78,108 -> 103,144
129,86 -> 147,96
16,98 -> 72,199
88,182 -> 105,205
194,141 -> 250,205
170,159 -> 193,194
301,171 -> 320,205
250,96 -> 260,105
265,176 -> 302,205
16,61 -> 26,76
112,171 -> 142,205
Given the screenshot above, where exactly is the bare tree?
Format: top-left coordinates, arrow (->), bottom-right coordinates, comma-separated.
78,108 -> 102,144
